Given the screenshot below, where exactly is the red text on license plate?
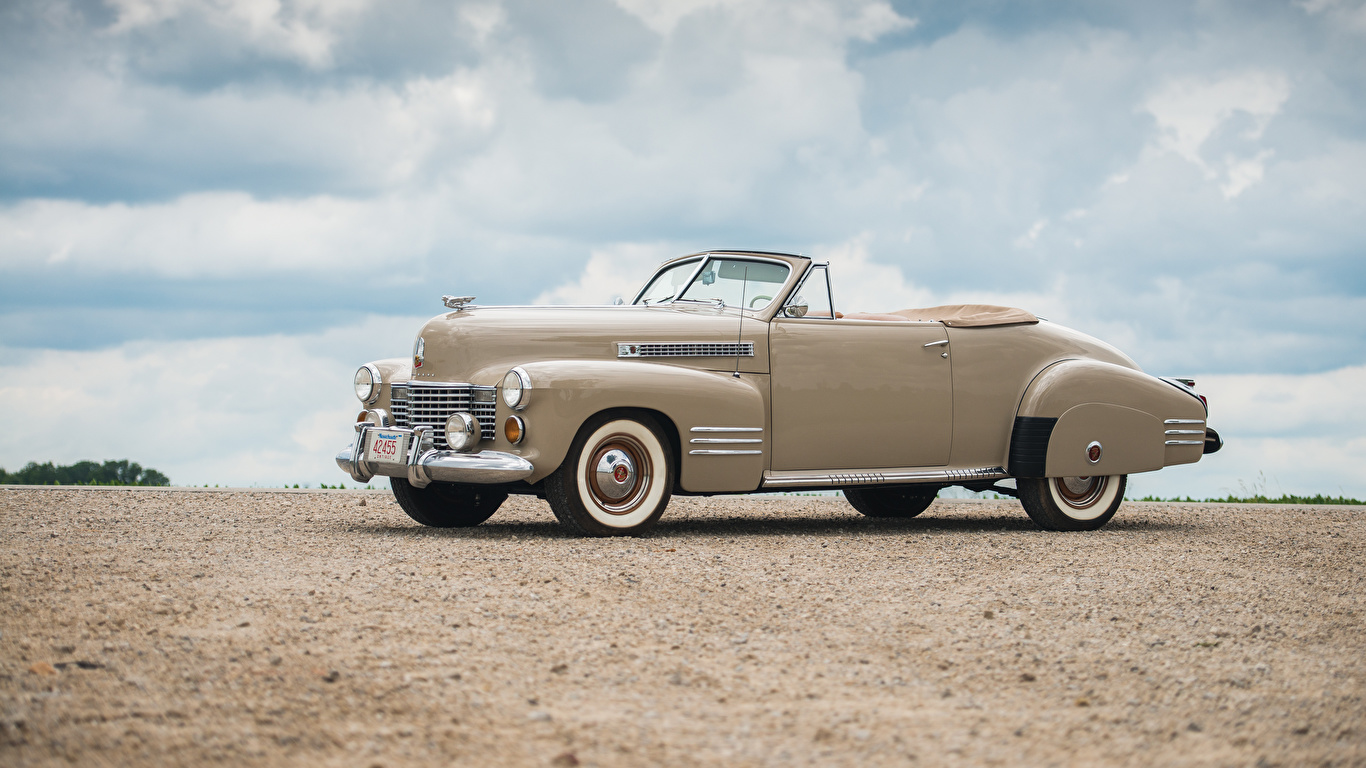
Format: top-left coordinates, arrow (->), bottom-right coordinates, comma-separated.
368,432 -> 406,463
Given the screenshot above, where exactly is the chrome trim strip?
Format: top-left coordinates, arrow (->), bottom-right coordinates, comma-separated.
762,466 -> 1008,488
1165,429 -> 1205,435
1165,419 -> 1206,425
617,341 -> 754,358
689,438 -> 762,444
1166,440 -> 1203,446
690,426 -> 764,433
398,380 -> 476,389
689,450 -> 763,456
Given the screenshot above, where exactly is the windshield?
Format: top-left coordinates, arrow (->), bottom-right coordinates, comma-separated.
635,258 -> 699,305
635,257 -> 790,309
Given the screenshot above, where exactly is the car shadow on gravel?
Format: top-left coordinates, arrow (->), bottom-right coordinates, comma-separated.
344,511 -> 1194,540
651,514 -> 1194,537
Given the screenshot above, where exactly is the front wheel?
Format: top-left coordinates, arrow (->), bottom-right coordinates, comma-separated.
844,485 -> 939,518
545,413 -> 674,537
390,478 -> 507,528
1017,475 -> 1126,531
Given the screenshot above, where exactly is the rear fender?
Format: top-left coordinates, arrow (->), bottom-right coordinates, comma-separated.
1011,360 -> 1206,477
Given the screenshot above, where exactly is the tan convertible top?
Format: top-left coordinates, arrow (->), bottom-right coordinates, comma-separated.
841,304 -> 1039,327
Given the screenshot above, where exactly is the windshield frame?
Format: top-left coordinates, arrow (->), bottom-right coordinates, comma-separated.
631,254 -> 795,312
631,257 -> 707,306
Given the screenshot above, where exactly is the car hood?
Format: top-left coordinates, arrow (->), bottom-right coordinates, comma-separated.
409,305 -> 771,384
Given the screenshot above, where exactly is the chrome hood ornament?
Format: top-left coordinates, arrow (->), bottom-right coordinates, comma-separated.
442,295 -> 476,310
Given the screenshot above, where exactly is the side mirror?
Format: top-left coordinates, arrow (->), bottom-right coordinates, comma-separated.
612,297 -> 625,305
783,302 -> 808,318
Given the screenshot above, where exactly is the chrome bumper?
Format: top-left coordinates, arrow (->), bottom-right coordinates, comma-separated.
336,424 -> 534,488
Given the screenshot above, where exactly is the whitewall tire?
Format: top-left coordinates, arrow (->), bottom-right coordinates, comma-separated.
1018,475 -> 1126,531
546,413 -> 674,537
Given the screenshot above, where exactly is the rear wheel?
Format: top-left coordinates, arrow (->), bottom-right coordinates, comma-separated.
545,413 -> 673,537
1017,475 -> 1125,531
390,477 -> 507,528
844,485 -> 938,518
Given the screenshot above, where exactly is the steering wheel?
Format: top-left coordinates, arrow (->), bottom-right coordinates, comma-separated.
749,294 -> 772,308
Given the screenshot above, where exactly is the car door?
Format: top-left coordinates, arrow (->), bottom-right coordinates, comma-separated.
769,313 -> 954,471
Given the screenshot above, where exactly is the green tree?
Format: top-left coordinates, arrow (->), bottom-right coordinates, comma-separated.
0,460 -> 171,486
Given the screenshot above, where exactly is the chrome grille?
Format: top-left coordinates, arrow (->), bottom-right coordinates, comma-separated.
390,386 -> 409,427
617,341 -> 754,358
390,384 -> 496,444
472,393 -> 496,439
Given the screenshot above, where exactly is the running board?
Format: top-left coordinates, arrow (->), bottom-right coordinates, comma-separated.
761,466 -> 1008,489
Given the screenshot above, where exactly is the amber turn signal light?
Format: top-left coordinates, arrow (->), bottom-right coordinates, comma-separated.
504,415 -> 525,444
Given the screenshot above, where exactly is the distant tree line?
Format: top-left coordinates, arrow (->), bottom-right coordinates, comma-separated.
0,460 -> 170,486
1137,493 -> 1363,505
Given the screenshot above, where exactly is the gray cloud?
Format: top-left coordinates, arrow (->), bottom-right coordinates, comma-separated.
1,0 -> 1364,492
1,0 -> 1363,376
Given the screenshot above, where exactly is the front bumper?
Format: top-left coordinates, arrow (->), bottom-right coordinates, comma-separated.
337,424 -> 534,488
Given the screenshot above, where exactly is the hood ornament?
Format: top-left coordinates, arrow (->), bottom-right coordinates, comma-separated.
442,295 -> 476,311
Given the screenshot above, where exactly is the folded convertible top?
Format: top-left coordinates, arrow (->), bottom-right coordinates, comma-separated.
842,304 -> 1039,327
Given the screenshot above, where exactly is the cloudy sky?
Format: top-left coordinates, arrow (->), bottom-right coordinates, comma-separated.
1,0 -> 1363,497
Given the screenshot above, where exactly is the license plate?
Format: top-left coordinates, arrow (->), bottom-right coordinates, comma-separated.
364,430 -> 409,464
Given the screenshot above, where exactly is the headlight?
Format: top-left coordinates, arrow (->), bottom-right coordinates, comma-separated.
354,364 -> 380,404
444,413 -> 480,452
501,367 -> 530,410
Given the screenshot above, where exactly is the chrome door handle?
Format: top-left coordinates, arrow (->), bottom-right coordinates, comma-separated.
923,339 -> 949,348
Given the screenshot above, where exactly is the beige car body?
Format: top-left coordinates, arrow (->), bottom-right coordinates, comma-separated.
339,250 -> 1214,500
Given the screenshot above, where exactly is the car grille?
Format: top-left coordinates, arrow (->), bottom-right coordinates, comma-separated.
390,384 -> 497,445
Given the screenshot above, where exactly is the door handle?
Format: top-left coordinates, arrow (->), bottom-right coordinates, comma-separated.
923,339 -> 949,348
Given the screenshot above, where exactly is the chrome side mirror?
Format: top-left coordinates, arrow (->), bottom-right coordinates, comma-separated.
783,302 -> 808,318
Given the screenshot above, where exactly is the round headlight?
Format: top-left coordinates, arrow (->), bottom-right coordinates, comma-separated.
354,364 -> 380,404
444,413 -> 480,452
501,367 -> 530,410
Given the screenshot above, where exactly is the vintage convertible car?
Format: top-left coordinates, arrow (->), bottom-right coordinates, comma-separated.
337,250 -> 1221,535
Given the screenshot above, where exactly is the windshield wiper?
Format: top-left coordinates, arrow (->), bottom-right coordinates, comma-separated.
672,297 -> 726,308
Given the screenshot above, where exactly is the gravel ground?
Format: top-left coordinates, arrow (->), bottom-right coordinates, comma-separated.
1,486 -> 1363,767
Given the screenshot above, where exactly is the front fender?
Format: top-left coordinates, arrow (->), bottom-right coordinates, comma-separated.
1011,360 -> 1206,477
508,360 -> 768,491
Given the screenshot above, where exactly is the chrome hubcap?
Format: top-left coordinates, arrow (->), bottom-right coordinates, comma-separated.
1056,476 -> 1106,509
594,449 -> 637,501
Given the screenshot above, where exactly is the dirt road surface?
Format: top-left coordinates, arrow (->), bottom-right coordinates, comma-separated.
1,487 -> 1362,767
